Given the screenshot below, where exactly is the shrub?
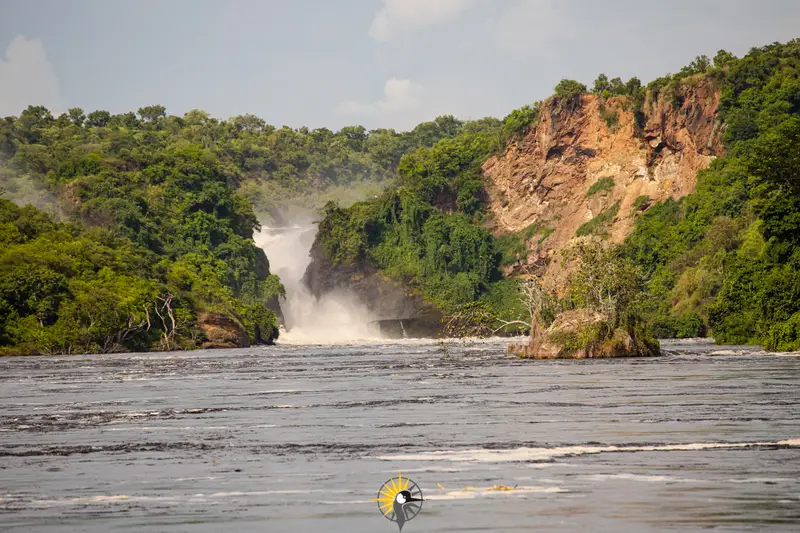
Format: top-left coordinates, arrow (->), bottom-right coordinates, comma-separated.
537,227 -> 555,245
764,312 -> 800,351
502,102 -> 541,140
649,315 -> 677,338
648,311 -> 708,339
494,222 -> 554,266
601,108 -> 619,130
576,202 -> 620,237
495,233 -> 528,266
586,177 -> 615,197
675,311 -> 707,338
632,195 -> 650,211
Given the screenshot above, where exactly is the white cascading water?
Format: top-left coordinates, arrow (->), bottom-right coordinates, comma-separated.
254,221 -> 381,344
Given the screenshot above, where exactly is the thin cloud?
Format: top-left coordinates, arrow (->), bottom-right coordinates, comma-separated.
369,0 -> 475,42
337,78 -> 423,116
0,35 -> 62,117
491,0 -> 570,51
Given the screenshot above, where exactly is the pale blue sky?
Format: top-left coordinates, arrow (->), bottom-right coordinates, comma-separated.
2,0 -> 799,130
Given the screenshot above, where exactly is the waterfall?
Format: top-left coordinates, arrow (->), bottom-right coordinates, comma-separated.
254,222 -> 380,344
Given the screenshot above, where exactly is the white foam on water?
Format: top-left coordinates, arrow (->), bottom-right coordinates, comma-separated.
106,426 -> 232,432
725,477 -> 797,484
426,485 -> 568,501
377,439 -> 800,463
318,499 -> 374,505
71,495 -> 130,502
585,473 -> 694,483
21,489 -> 347,508
207,490 -> 307,497
385,465 -> 468,474
241,389 -> 317,395
256,224 -> 382,344
28,495 -> 140,506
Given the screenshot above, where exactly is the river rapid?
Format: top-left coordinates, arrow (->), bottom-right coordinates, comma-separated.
1,339 -> 799,532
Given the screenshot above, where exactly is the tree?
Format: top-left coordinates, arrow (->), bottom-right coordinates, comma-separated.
746,117 -> 800,196
337,125 -> 368,151
519,276 -> 551,335
184,109 -> 211,126
565,239 -> 640,327
137,105 -> 167,123
592,74 -> 610,94
554,79 -> 587,100
502,102 -> 541,139
17,105 -> 54,143
434,115 -> 464,137
67,107 -> 86,126
110,112 -> 139,128
86,110 -> 111,127
713,49 -> 736,68
625,77 -> 642,96
680,55 -> 711,76
231,114 -> 266,133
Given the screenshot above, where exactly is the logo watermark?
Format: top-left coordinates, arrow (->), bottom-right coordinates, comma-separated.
374,473 -> 424,531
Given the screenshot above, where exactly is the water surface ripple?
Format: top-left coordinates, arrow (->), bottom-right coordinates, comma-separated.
1,339 -> 798,532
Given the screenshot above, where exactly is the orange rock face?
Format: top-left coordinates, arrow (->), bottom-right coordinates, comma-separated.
198,312 -> 250,349
482,80 -> 723,290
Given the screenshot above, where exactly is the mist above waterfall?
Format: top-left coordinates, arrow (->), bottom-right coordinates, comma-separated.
255,213 -> 380,344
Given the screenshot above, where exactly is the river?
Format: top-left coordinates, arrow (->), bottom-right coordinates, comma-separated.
1,339 -> 798,532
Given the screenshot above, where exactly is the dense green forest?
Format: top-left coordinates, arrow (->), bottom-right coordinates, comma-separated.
314,39 -> 800,351
0,105 -> 471,354
2,38 -> 799,354
315,117 -> 530,331
623,40 -> 800,350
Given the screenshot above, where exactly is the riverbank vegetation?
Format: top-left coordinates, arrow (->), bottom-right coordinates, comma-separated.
313,39 -> 800,351
0,104 -> 497,354
622,39 -> 800,350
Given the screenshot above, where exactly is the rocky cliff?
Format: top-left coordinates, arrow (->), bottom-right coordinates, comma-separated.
483,79 -> 723,290
301,79 -> 723,338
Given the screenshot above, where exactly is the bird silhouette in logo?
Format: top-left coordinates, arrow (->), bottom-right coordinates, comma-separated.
374,473 -> 424,531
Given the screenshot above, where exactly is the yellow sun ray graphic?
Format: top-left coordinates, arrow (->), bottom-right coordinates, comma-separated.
373,472 -> 410,516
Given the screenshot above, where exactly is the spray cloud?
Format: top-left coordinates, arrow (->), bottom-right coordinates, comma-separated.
254,208 -> 380,344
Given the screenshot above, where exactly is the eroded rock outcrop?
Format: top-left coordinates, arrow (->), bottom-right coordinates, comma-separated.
483,80 -> 723,290
510,309 -> 660,359
198,312 -> 250,349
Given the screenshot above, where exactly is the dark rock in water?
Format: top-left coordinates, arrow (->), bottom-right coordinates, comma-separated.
371,315 -> 443,339
266,293 -> 285,328
198,312 -> 250,349
252,245 -> 285,327
302,235 -> 443,338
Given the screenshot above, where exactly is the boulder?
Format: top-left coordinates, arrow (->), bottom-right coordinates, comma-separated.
197,312 -> 250,349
